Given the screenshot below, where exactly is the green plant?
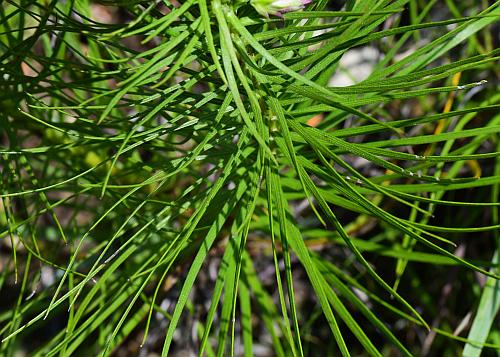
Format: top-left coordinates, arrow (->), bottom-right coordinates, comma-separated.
0,0 -> 499,356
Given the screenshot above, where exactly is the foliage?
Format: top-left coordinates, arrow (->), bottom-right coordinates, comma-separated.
0,0 -> 499,356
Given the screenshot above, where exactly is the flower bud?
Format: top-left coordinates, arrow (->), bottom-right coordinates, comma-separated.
251,0 -> 312,17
